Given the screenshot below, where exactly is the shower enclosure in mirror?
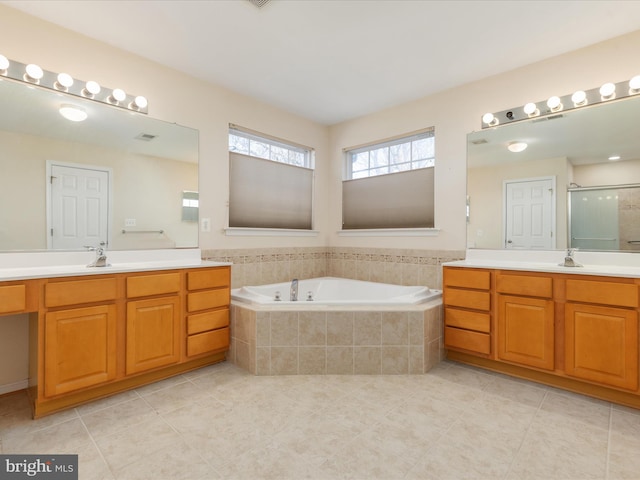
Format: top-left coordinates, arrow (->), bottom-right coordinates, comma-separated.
467,92 -> 640,252
0,77 -> 199,252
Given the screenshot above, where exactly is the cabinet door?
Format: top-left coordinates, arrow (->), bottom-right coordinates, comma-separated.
565,303 -> 638,391
45,305 -> 117,397
497,295 -> 554,370
126,296 -> 181,375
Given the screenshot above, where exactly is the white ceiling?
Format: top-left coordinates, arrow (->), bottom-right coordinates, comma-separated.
4,0 -> 640,125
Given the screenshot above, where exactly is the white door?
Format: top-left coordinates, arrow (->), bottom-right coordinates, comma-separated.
504,177 -> 555,249
49,164 -> 110,250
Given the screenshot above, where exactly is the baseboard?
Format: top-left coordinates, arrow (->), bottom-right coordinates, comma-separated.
0,379 -> 28,395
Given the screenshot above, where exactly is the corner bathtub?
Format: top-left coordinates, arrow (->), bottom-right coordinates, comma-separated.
231,276 -> 441,306
229,277 -> 444,376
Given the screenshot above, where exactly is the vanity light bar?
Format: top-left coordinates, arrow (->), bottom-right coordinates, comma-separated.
481,75 -> 640,129
0,55 -> 148,114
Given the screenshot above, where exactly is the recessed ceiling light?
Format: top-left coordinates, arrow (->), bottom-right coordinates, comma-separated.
508,141 -> 528,153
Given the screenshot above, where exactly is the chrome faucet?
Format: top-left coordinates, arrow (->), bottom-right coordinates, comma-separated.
560,248 -> 582,267
86,243 -> 110,267
290,278 -> 298,301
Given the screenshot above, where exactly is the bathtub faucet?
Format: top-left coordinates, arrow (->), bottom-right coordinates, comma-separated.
290,278 -> 298,301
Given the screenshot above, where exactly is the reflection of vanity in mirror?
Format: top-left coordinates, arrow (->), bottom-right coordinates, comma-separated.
467,93 -> 640,252
0,77 -> 199,252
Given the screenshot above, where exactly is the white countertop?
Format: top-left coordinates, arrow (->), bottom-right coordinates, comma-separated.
0,249 -> 231,281
444,249 -> 640,279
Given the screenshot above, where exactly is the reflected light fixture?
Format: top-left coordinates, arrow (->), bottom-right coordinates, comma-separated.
480,74 -> 639,128
507,141 -> 528,153
608,155 -> 621,161
59,104 -> 88,122
0,54 -> 148,114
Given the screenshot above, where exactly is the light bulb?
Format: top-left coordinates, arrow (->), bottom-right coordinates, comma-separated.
599,82 -> 616,99
111,88 -> 126,103
547,96 -> 562,111
83,80 -> 101,97
523,103 -> 538,116
0,54 -> 9,72
55,72 -> 74,90
482,113 -> 497,126
629,75 -> 640,93
571,90 -> 587,106
134,96 -> 147,109
25,63 -> 43,81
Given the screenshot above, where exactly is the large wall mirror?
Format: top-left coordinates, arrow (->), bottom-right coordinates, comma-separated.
0,78 -> 199,252
467,93 -> 640,252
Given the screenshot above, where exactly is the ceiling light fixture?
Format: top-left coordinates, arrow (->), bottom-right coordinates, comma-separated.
0,54 -> 148,114
480,75 -> 639,128
507,141 -> 528,153
59,104 -> 88,122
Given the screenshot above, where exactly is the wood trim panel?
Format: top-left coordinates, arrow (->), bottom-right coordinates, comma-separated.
566,279 -> 638,308
126,272 -> 181,298
444,308 -> 490,333
187,268 -> 230,291
444,267 -> 490,289
187,288 -> 230,312
187,309 -> 229,335
0,284 -> 26,314
187,327 -> 230,357
45,277 -> 117,308
444,288 -> 490,311
496,274 -> 553,298
445,326 -> 490,355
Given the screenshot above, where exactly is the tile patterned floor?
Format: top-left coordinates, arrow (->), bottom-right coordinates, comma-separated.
1,360 -> 640,479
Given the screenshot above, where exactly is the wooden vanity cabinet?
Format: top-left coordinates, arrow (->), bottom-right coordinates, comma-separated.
9,265 -> 231,418
564,278 -> 639,391
443,268 -> 491,355
445,266 -> 640,408
496,273 -> 555,370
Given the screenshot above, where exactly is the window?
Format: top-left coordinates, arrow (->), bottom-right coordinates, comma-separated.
228,125 -> 315,230
342,128 -> 435,230
345,129 -> 434,179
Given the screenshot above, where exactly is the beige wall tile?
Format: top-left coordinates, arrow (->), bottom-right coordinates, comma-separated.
271,347 -> 298,375
327,347 -> 353,374
271,312 -> 299,346
327,312 -> 354,345
235,340 -> 254,374
299,312 -> 327,346
256,347 -> 271,376
354,312 -> 381,346
354,347 -> 381,374
409,346 -> 425,374
256,312 -> 271,347
381,346 -> 409,374
382,312 -> 408,345
299,347 -> 327,374
408,312 -> 424,346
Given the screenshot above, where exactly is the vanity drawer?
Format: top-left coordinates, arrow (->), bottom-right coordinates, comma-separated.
0,284 -> 26,314
497,274 -> 552,298
566,279 -> 638,308
444,268 -> 490,290
445,326 -> 490,355
444,288 -> 490,311
187,288 -> 230,312
127,273 -> 181,298
187,268 -> 229,291
187,327 -> 229,357
45,278 -> 117,308
445,308 -> 490,333
187,309 -> 229,335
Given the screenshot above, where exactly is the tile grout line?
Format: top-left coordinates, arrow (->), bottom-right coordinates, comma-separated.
605,403 -> 613,480
75,408 -> 117,479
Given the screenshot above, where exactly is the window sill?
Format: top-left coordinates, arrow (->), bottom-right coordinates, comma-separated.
338,228 -> 440,237
224,227 -> 319,237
